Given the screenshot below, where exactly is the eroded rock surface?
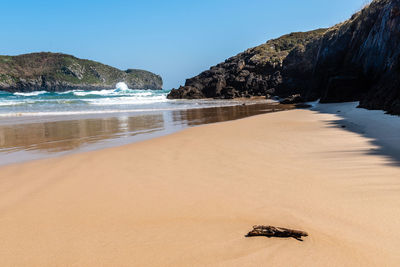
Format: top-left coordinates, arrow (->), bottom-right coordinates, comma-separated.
168,0 -> 400,115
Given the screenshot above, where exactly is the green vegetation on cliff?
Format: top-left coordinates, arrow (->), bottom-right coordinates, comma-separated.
240,29 -> 327,71
0,52 -> 163,92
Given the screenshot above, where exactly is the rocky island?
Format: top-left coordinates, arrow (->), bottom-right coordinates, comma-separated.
0,52 -> 163,92
168,0 -> 400,115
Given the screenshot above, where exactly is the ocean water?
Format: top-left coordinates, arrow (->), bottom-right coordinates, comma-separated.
0,83 -> 287,165
0,82 -> 259,120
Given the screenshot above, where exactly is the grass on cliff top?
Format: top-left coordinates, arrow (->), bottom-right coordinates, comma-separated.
245,28 -> 327,65
261,29 -> 327,53
0,56 -> 13,63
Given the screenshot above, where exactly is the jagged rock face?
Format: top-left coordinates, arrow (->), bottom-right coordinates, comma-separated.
168,29 -> 326,100
312,0 -> 400,114
0,53 -> 163,92
348,0 -> 400,114
168,0 -> 400,115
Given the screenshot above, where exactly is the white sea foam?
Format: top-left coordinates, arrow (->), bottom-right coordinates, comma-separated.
72,89 -> 119,96
116,82 -> 129,91
13,91 -> 47,96
0,101 -> 23,106
85,95 -> 168,106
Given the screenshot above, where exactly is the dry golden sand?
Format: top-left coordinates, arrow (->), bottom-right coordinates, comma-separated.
0,108 -> 399,266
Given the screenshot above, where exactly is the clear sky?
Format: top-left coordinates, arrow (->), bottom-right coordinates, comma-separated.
1,0 -> 367,89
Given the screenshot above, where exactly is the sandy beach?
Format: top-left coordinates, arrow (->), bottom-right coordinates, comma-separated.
0,103 -> 399,266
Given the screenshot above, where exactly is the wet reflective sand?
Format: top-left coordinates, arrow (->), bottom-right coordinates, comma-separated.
0,103 -> 293,165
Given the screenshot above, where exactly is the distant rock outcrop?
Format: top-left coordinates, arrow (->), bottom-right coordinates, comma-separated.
168,0 -> 400,115
0,52 -> 163,92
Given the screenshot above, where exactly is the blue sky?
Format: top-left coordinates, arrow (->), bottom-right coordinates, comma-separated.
1,0 -> 366,89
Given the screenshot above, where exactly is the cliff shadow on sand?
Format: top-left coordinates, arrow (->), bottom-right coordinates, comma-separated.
311,102 -> 400,167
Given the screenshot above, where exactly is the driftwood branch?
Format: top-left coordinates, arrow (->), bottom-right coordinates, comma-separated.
246,225 -> 308,241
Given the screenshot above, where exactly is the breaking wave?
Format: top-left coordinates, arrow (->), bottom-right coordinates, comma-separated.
0,84 -> 169,108
0,82 -> 268,118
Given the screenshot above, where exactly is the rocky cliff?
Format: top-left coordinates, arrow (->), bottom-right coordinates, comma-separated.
168,0 -> 400,115
0,52 -> 163,92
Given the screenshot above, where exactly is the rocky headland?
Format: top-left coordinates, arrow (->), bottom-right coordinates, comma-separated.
0,52 -> 162,92
168,0 -> 400,115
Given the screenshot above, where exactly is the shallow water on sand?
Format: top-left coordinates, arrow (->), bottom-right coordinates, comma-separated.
0,102 -> 292,165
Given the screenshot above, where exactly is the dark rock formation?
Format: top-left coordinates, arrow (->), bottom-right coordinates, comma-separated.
0,53 -> 163,92
168,0 -> 400,115
168,29 -> 326,100
280,94 -> 304,104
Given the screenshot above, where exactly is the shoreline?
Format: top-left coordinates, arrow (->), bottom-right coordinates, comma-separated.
0,96 -> 274,126
0,103 -> 399,266
0,101 -> 292,166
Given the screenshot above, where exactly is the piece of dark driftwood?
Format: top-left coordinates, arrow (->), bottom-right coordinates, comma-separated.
246,225 -> 308,241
